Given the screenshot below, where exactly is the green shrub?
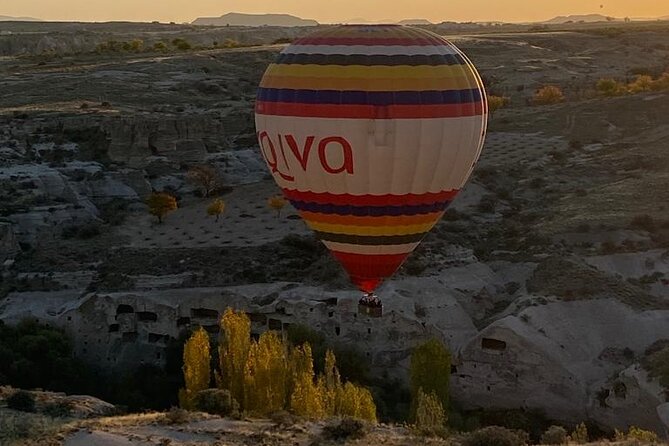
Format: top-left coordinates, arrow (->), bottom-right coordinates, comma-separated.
540,425 -> 567,445
42,400 -> 74,418
7,390 -> 36,412
322,417 -> 367,441
462,426 -> 529,446
596,78 -> 626,96
193,389 -> 237,416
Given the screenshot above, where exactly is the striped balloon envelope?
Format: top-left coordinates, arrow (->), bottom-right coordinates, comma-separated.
255,24 -> 488,294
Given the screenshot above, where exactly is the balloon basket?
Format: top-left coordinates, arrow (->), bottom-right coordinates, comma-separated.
358,294 -> 383,318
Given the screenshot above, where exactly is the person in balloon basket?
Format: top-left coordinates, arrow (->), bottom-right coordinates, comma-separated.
359,292 -> 382,308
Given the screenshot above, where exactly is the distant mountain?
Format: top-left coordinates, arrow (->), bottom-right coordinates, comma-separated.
397,19 -> 433,25
543,14 -> 619,24
192,12 -> 318,27
0,15 -> 42,22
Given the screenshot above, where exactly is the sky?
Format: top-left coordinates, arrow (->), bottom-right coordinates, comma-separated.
1,0 -> 667,24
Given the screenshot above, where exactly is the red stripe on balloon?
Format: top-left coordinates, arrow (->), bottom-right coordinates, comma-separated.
255,101 -> 484,119
330,251 -> 409,293
281,189 -> 459,206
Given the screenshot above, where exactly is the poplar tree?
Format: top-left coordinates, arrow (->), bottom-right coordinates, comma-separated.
178,327 -> 211,409
218,308 -> 251,406
289,343 -> 324,418
410,338 -> 451,420
244,330 -> 289,415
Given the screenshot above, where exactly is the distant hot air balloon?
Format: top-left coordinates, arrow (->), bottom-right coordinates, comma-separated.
255,25 -> 488,314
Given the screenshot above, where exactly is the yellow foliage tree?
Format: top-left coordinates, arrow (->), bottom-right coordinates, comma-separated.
318,350 -> 342,416
289,343 -> 324,419
337,382 -> 377,422
244,331 -> 290,415
487,95 -> 510,117
218,308 -> 251,406
268,195 -> 288,218
178,327 -> 211,409
627,75 -> 654,93
414,388 -> 446,436
147,192 -> 177,223
207,198 -> 225,222
532,85 -> 565,105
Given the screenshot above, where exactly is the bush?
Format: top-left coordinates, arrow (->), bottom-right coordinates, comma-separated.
628,75 -> 654,93
322,417 -> 367,441
615,426 -> 660,443
532,86 -> 564,105
569,422 -> 588,444
540,425 -> 567,445
7,390 -> 36,412
193,389 -> 237,416
161,406 -> 191,424
42,400 -> 74,418
462,426 -> 529,446
488,95 -> 510,116
414,388 -> 446,436
596,78 -> 626,96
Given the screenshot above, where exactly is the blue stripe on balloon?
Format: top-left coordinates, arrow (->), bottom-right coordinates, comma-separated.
290,200 -> 451,216
256,88 -> 482,106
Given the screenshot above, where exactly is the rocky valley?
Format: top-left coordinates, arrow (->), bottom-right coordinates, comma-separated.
1,20 -> 669,438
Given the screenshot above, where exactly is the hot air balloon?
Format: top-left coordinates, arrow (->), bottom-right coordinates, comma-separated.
255,25 -> 488,316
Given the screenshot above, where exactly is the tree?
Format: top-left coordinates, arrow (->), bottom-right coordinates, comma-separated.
531,85 -> 565,105
207,198 -> 225,222
410,339 -> 451,419
178,327 -> 211,410
187,165 -> 221,198
569,422 -> 588,444
414,388 -> 446,436
337,382 -> 377,422
627,75 -> 654,94
268,195 -> 288,218
217,308 -> 251,406
487,95 -> 510,117
244,331 -> 289,415
318,349 -> 342,416
289,343 -> 324,418
596,78 -> 626,96
147,192 -> 177,223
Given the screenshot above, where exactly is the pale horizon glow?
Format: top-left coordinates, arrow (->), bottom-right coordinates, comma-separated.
1,0 -> 667,24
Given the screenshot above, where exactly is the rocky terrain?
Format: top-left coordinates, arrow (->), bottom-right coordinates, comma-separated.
1,21 -> 669,436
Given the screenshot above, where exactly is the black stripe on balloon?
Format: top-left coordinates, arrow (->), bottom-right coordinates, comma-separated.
289,200 -> 451,216
314,231 -> 426,245
257,88 -> 481,106
276,53 -> 467,66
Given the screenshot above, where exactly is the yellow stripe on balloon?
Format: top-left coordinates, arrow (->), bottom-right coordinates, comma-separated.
264,63 -> 479,80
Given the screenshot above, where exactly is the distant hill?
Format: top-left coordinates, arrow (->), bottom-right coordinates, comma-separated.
0,15 -> 42,22
192,12 -> 318,27
397,19 -> 433,25
543,14 -> 619,24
